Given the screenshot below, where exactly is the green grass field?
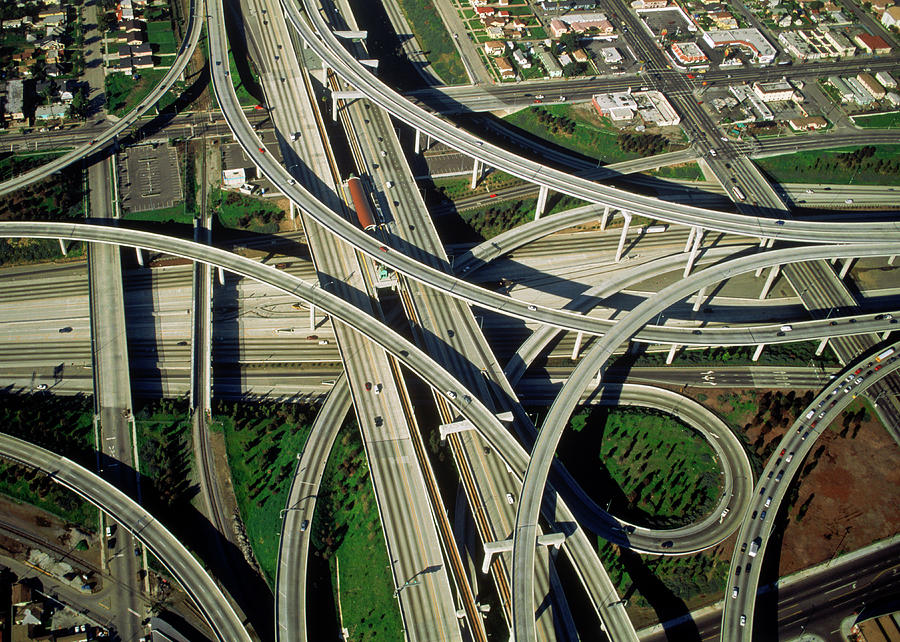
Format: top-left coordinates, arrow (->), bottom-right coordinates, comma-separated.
216,402 -> 317,586
313,426 -> 401,641
559,407 -> 722,528
852,112 -> 900,129
106,68 -> 170,117
392,0 -> 468,85
757,144 -> 900,186
210,188 -> 285,232
123,203 -> 194,224
134,400 -> 194,520
228,50 -> 259,107
147,20 -> 178,54
647,162 -> 704,181
0,394 -> 97,529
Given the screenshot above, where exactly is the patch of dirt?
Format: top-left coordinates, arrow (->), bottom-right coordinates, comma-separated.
682,387 -> 900,577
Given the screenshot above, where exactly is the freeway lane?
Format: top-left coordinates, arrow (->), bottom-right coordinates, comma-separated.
0,434 -> 250,642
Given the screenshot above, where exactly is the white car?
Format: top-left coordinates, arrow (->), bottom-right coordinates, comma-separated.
732,587 -> 739,598
506,493 -> 514,504
740,615 -> 746,627
447,390 -> 457,399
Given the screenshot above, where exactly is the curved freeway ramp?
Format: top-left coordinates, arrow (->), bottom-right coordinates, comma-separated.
510,244 -> 899,642
0,0 -> 205,197
0,433 -> 251,642
722,342 -> 900,641
275,376 -> 352,642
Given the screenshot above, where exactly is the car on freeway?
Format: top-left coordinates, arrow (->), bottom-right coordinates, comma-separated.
506,493 -> 514,504
780,448 -> 786,456
258,147 -> 265,153
760,510 -> 767,520
786,452 -> 794,463
59,326 -> 73,333
365,382 -> 372,391
447,390 -> 457,399
732,587 -> 739,598
301,520 -> 309,531
36,383 -> 48,390
765,496 -> 772,507
528,305 -> 537,311
740,615 -> 747,627
661,540 -> 673,548
379,246 -> 389,252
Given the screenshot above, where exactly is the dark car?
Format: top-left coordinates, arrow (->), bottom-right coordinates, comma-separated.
661,541 -> 674,548
59,327 -> 73,333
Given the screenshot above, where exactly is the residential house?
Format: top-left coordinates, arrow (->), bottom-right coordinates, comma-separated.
572,48 -> 590,62
709,11 -> 739,28
549,19 -> 568,37
131,42 -> 152,56
512,48 -> 531,68
871,0 -> 894,15
484,40 -> 506,55
133,55 -> 154,69
495,57 -> 516,79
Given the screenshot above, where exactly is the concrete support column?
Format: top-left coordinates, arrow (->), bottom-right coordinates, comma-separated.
217,266 -> 225,285
755,238 -> 769,277
692,286 -> 707,312
535,185 -> 549,220
883,330 -> 891,341
289,200 -> 295,220
59,238 -> 67,256
889,255 -> 896,266
766,238 -> 775,248
815,337 -> 828,356
839,258 -> 854,279
683,227 -> 703,277
135,247 -> 144,266
571,331 -> 583,361
414,128 -> 421,155
759,264 -> 780,300
830,257 -> 838,265
600,205 -> 610,231
665,344 -> 678,365
684,225 -> 697,253
471,158 -> 481,190
331,94 -> 338,121
752,343 -> 765,362
615,211 -> 632,263
309,304 -> 316,331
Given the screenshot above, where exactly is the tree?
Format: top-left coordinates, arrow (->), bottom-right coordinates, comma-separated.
68,86 -> 89,119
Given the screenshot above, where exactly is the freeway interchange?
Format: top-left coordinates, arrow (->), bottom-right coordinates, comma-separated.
0,0 -> 899,639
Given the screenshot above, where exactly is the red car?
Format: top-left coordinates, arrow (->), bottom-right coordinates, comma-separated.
259,147 -> 265,153
379,246 -> 388,252
254,104 -> 264,110
489,193 -> 497,198
780,448 -> 786,456
687,73 -> 695,79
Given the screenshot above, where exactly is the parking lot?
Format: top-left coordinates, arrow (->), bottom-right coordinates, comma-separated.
117,142 -> 183,213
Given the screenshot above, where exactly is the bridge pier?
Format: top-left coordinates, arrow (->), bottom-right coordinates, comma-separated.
684,226 -> 697,253
600,205 -> 610,230
482,533 -> 565,574
414,128 -> 422,155
683,227 -> 703,277
289,200 -> 295,220
614,211 -> 632,263
692,286 -> 707,312
135,247 -> 144,266
535,185 -> 549,220
309,304 -> 316,331
571,331 -> 583,360
759,264 -> 780,300
471,159 -> 481,190
752,343 -> 765,362
838,258 -> 853,279
217,266 -> 225,285
889,255 -> 896,265
665,344 -> 678,365
58,238 -> 67,256
816,337 -> 829,356
882,330 -> 891,341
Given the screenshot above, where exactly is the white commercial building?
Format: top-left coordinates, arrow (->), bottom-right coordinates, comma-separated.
752,80 -> 796,102
703,28 -> 776,64
875,71 -> 897,88
600,47 -> 623,64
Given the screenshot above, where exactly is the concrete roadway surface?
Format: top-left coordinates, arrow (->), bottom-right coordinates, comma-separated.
287,0 -> 900,245
0,0 -> 204,197
337,41 -> 574,638
508,243 -> 899,642
275,376 -> 351,642
235,0 -> 465,635
86,156 -> 145,642
0,433 -> 251,642
640,535 -> 900,641
722,343 -> 900,641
